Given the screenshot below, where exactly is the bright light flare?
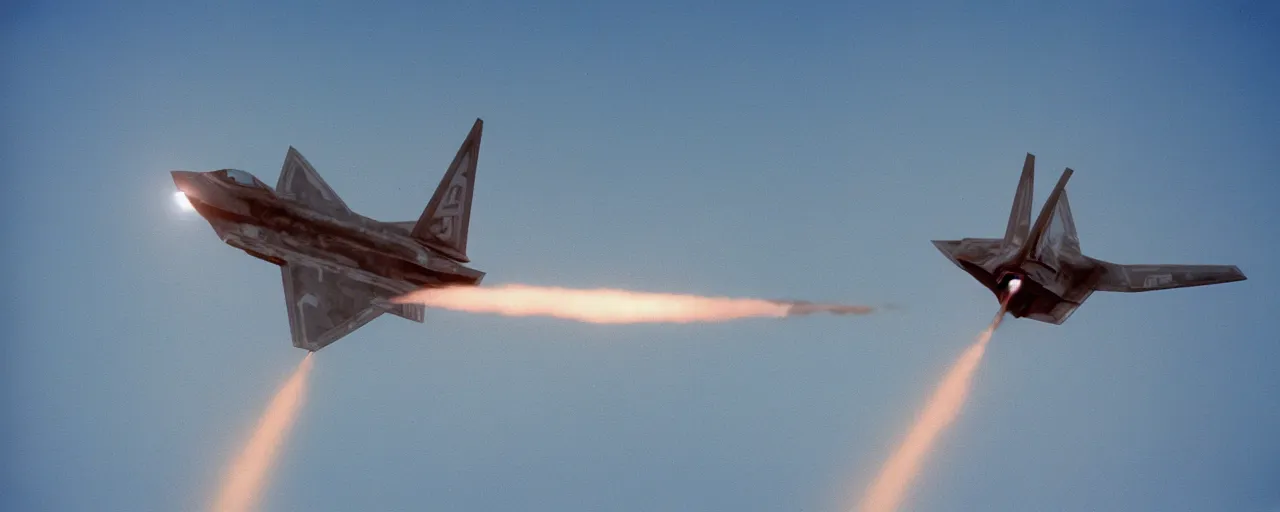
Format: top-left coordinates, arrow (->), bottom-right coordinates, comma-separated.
1007,278 -> 1022,294
212,353 -> 315,512
174,191 -> 195,212
854,300 -> 1013,512
392,284 -> 875,324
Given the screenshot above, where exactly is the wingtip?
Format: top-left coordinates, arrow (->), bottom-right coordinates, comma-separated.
931,239 -> 960,258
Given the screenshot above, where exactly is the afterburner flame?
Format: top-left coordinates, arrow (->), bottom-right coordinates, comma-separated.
212,353 -> 315,512
392,284 -> 873,324
1007,278 -> 1022,294
855,305 -> 1010,512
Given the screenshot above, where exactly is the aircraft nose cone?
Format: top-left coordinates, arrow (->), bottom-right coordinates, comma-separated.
170,170 -> 199,192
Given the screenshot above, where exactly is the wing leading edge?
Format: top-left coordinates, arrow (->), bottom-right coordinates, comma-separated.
1093,263 -> 1247,293
276,147 -> 355,219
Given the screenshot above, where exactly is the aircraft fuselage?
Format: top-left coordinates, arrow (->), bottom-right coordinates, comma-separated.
176,170 -> 485,294
941,237 -> 1093,323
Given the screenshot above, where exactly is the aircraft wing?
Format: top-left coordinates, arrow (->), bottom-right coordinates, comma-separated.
281,262 -> 425,351
1094,263 -> 1247,293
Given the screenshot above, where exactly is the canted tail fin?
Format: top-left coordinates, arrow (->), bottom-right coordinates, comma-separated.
1004,153 -> 1035,247
1016,167 -> 1073,264
1034,185 -> 1081,261
411,118 -> 483,262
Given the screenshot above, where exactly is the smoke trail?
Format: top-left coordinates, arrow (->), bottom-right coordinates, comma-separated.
391,284 -> 875,324
212,353 -> 316,512
855,305 -> 1010,512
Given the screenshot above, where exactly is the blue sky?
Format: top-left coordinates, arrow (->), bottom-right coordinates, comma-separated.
3,1 -> 1278,510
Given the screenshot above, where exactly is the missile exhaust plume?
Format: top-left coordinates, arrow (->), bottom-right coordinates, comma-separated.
212,353 -> 315,512
391,284 -> 875,324
855,301 -> 1013,512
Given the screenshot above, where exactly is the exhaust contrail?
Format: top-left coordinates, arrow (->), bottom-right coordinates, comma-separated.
856,286 -> 1017,512
212,353 -> 316,512
391,284 -> 875,324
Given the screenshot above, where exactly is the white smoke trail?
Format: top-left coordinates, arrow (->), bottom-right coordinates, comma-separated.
856,302 -> 1012,512
211,353 -> 315,512
391,284 -> 874,324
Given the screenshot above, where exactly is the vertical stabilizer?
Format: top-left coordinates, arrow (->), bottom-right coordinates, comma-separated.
1004,153 -> 1035,247
1016,167 -> 1073,263
1034,187 -> 1081,265
411,119 -> 483,262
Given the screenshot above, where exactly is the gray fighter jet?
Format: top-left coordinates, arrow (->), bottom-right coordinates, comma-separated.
173,119 -> 486,351
932,154 -> 1246,324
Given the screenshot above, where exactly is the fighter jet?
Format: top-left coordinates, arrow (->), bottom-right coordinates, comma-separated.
173,119 -> 486,351
932,154 -> 1246,324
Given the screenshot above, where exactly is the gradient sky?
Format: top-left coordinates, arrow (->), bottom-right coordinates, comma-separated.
4,1 -> 1278,511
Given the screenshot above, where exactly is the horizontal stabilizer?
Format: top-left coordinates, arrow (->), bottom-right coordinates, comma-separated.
378,298 -> 425,323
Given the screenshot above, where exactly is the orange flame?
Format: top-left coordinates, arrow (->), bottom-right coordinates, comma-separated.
855,306 -> 1009,512
391,284 -> 873,324
212,353 -> 315,512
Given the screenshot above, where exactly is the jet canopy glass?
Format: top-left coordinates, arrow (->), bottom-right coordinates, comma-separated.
217,169 -> 261,187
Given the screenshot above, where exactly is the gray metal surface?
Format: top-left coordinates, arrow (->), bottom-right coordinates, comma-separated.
174,119 -> 487,351
932,153 -> 1246,324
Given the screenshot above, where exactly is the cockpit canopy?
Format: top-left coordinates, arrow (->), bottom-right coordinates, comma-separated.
213,169 -> 266,188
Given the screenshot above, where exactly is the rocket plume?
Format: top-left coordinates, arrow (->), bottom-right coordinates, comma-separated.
391,284 -> 875,324
212,353 -> 315,512
855,303 -> 1012,512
